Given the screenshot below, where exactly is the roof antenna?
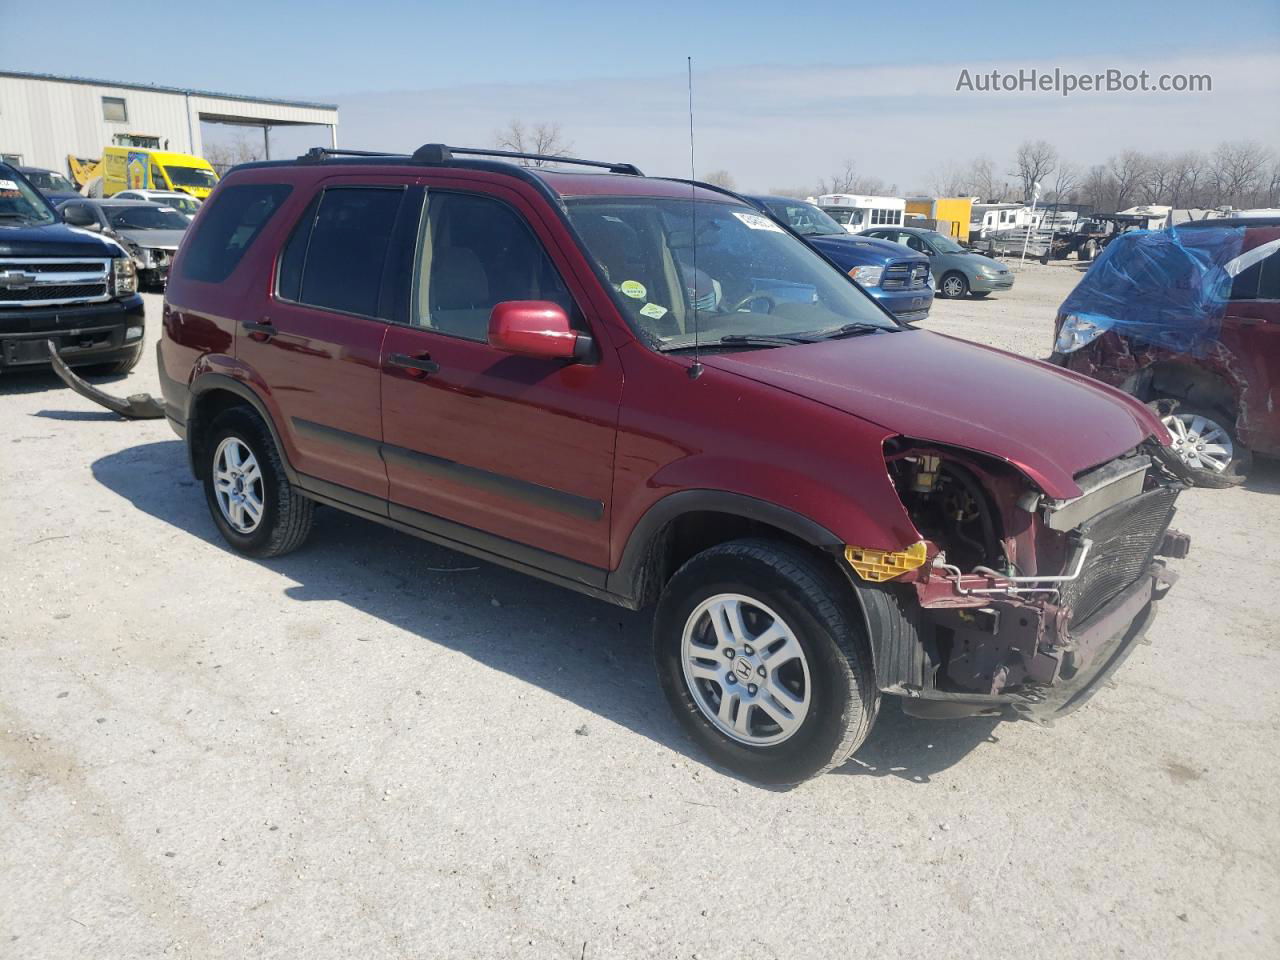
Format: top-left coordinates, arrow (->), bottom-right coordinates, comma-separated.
686,55 -> 703,381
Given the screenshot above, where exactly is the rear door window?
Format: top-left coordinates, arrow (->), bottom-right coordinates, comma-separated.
179,183 -> 291,283
288,187 -> 403,318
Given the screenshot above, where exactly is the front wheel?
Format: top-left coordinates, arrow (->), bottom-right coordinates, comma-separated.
938,272 -> 969,299
653,539 -> 878,785
1152,399 -> 1250,488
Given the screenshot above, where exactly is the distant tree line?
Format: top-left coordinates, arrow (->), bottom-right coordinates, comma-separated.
925,139 -> 1279,212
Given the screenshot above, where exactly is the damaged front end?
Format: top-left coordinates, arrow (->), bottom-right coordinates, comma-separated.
849,439 -> 1190,722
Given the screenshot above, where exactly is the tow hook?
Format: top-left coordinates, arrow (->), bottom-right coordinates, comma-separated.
46,340 -> 165,420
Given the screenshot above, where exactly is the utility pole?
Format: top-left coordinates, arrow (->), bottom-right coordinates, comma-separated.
1019,181 -> 1041,269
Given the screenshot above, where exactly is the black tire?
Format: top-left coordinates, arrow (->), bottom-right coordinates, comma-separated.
971,291 -> 991,298
937,271 -> 969,299
200,407 -> 314,556
653,539 -> 879,785
1149,398 -> 1250,488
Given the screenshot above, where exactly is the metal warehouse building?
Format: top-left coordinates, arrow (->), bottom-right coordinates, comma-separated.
0,70 -> 338,172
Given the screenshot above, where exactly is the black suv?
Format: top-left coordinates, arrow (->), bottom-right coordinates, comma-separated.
0,163 -> 144,374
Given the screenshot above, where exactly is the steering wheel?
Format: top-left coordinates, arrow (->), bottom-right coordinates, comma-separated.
725,292 -> 779,314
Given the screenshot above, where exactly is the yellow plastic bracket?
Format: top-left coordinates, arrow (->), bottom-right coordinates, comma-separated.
844,541 -> 928,582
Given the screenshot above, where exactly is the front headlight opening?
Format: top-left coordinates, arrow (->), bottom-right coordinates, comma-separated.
111,257 -> 137,296
1054,312 -> 1106,354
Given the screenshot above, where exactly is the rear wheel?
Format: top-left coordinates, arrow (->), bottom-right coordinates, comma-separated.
938,272 -> 968,299
1152,398 -> 1250,487
653,539 -> 878,785
201,407 -> 314,556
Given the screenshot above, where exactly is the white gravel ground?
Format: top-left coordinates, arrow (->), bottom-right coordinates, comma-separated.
2,268 -> 1278,959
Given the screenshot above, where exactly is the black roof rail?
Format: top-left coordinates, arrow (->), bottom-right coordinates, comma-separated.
413,143 -> 643,176
299,146 -> 407,161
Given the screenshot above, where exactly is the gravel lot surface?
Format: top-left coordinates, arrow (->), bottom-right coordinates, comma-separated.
3,266 -> 1278,959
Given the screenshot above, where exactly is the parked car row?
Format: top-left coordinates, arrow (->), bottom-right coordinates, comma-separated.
58,197 -> 191,289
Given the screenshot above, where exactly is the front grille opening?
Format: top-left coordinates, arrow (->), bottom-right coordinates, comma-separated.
1059,485 -> 1179,625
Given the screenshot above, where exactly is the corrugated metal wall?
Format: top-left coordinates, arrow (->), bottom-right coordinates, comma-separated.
0,75 -> 337,173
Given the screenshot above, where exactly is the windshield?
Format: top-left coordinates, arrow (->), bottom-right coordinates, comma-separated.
154,194 -> 200,216
565,197 -> 897,351
0,168 -> 56,224
164,165 -> 218,189
106,205 -> 190,230
925,231 -> 965,253
24,170 -> 77,193
762,199 -> 846,237
822,207 -> 855,225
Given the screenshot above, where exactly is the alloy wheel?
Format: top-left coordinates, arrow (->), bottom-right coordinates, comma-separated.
1162,411 -> 1233,473
680,593 -> 811,746
212,436 -> 265,533
941,275 -> 966,297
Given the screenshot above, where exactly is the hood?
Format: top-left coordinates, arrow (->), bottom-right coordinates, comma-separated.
961,250 -> 1009,272
701,330 -> 1162,498
0,220 -> 125,258
807,234 -> 928,270
115,228 -> 186,249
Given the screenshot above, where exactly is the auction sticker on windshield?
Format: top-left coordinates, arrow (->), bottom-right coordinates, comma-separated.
640,302 -> 668,319
733,212 -> 784,232
620,280 -> 647,299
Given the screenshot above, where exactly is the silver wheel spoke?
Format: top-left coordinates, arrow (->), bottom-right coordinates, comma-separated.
212,437 -> 265,534
680,593 -> 811,747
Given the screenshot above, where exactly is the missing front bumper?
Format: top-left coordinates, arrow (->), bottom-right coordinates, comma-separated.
900,562 -> 1174,721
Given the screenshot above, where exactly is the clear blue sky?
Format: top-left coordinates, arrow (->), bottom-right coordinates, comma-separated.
2,0 -> 1276,98
3,0 -> 1277,191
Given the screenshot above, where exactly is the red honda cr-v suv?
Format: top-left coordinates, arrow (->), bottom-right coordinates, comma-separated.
158,143 -> 1192,783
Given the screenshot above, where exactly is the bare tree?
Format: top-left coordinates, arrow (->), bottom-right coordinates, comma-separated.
1044,161 -> 1080,204
204,131 -> 265,175
1079,164 -> 1117,211
703,169 -> 736,190
1210,140 -> 1271,207
1166,151 -> 1208,208
1138,154 -> 1175,205
1107,150 -> 1150,210
1013,140 -> 1057,204
494,120 -> 573,165
963,156 -> 1006,202
817,160 -> 860,195
928,162 -> 967,197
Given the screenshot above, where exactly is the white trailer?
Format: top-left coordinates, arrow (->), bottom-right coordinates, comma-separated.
813,194 -> 905,233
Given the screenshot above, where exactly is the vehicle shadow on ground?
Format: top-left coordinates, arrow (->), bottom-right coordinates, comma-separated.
1244,457 -> 1280,494
91,439 -> 998,788
1,367 -> 130,396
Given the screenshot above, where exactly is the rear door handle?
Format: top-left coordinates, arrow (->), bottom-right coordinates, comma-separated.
242,320 -> 276,339
389,352 -> 440,375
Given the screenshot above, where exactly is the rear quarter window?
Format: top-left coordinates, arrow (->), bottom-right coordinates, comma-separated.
179,183 -> 292,283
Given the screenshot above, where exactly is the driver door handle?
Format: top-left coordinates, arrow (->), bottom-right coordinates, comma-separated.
389,352 -> 440,375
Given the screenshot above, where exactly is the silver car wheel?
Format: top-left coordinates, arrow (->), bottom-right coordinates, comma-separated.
680,593 -> 811,747
212,436 -> 265,533
941,274 -> 966,298
1162,411 -> 1234,473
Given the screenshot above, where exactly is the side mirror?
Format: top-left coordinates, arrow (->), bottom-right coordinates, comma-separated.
61,206 -> 98,229
489,301 -> 591,361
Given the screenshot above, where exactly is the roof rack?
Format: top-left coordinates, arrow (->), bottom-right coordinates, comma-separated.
299,147 -> 405,161
296,143 -> 643,176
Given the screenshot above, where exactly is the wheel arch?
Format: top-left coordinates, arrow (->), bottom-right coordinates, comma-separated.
186,375 -> 298,483
1130,359 -> 1241,422
607,490 -> 847,610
